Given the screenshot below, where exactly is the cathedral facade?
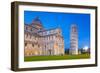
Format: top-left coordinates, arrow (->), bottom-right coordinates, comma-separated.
24,17 -> 64,56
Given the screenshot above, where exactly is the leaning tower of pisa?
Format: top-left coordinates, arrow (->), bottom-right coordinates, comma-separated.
70,24 -> 78,55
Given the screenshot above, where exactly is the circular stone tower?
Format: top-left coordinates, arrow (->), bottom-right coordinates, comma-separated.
70,24 -> 78,55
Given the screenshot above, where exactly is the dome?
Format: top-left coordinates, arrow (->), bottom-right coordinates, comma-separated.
32,16 -> 42,26
31,16 -> 43,30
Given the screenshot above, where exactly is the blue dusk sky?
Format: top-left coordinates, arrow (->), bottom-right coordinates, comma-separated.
24,11 -> 90,49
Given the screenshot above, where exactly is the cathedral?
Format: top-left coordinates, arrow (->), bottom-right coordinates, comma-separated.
24,17 -> 64,56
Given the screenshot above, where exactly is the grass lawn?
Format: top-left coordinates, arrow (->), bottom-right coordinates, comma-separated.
24,54 -> 90,62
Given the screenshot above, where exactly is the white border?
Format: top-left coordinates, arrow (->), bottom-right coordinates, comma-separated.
18,5 -> 96,68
